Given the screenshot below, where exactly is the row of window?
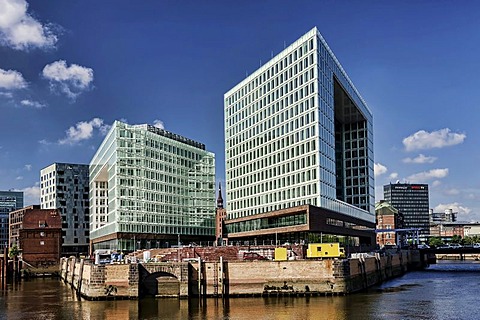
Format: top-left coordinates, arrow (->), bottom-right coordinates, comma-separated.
226,38 -> 315,107
229,183 -> 319,212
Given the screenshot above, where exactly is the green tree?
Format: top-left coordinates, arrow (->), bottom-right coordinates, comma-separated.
463,236 -> 474,245
428,237 -> 443,247
8,245 -> 20,259
450,235 -> 462,244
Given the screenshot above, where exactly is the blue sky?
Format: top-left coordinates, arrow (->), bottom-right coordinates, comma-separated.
1,1 -> 479,220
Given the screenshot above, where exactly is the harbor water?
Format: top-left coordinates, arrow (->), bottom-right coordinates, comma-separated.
1,261 -> 479,320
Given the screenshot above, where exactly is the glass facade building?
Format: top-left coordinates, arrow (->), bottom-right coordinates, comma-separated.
224,27 -> 375,229
89,121 -> 216,251
384,183 -> 430,235
40,163 -> 90,256
0,191 -> 23,248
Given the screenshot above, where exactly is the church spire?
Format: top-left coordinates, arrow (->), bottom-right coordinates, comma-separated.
217,183 -> 224,209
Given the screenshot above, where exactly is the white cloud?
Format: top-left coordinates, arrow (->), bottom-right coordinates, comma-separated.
153,119 -> 165,129
403,128 -> 466,152
42,60 -> 93,99
0,68 -> 27,89
15,175 -> 23,180
15,183 -> 40,206
407,168 -> 449,183
0,91 -> 13,98
58,118 -> 110,145
402,154 -> 437,164
374,163 -> 387,177
434,202 -> 471,215
24,164 -> 31,171
0,0 -> 58,50
445,188 -> 460,196
389,172 -> 398,180
432,180 -> 442,187
38,139 -> 51,145
20,99 -> 45,108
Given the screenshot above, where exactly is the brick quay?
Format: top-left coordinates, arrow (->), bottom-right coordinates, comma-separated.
60,245 -> 426,300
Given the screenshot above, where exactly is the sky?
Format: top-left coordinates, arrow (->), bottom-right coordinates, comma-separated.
0,0 -> 479,221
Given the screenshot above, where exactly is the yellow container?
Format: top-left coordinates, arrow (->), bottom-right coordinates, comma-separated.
274,247 -> 288,261
306,243 -> 345,258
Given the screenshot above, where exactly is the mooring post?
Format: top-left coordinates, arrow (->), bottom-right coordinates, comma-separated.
220,256 -> 224,297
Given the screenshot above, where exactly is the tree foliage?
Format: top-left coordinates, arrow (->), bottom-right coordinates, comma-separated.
8,245 -> 20,259
450,235 -> 462,244
428,237 -> 444,247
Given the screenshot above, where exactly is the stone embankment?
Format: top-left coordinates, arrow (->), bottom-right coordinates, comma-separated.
60,249 -> 422,300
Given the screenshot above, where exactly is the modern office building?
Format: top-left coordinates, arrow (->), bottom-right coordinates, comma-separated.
223,27 -> 375,247
0,190 -> 23,248
383,183 -> 430,236
89,121 -> 216,251
40,163 -> 90,256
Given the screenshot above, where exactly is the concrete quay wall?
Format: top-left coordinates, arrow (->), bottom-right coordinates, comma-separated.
60,251 -> 415,299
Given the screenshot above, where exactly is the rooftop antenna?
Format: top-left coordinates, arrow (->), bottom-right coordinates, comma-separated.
271,50 -> 273,58
259,59 -> 262,67
284,41 -> 286,49
245,70 -> 248,78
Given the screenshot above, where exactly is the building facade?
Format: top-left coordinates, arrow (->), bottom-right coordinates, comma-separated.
40,163 -> 90,256
9,205 -> 40,247
89,121 -> 216,251
375,200 -> 404,247
215,184 -> 227,245
18,207 -> 62,267
223,27 -> 375,247
0,190 -> 23,248
383,183 -> 430,236
429,208 -> 457,223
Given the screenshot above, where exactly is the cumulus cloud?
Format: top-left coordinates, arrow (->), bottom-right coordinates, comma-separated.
407,168 -> 449,183
403,154 -> 437,164
58,118 -> 110,145
20,99 -> 45,108
374,163 -> 387,177
18,183 -> 40,205
0,0 -> 58,50
42,60 -> 93,99
434,202 -> 471,215
403,128 -> 466,152
389,172 -> 398,180
0,68 -> 27,89
153,119 -> 165,129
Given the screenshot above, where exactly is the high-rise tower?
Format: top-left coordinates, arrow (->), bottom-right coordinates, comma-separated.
223,27 -> 375,246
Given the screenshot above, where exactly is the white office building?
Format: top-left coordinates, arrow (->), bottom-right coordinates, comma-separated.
224,27 -> 375,246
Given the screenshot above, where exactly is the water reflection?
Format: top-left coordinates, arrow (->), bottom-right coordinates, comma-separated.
2,262 -> 480,320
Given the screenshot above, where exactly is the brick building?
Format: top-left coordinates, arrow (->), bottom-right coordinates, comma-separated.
215,184 -> 227,246
10,206 -> 62,267
375,200 -> 404,247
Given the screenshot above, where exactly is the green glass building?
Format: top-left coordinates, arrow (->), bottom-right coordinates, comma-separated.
89,121 -> 216,251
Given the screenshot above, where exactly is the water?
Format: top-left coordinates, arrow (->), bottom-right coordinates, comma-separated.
1,261 -> 480,320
